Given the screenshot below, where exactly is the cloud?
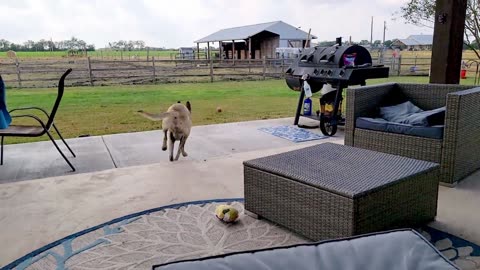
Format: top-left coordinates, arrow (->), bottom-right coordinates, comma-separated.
0,0 -> 431,48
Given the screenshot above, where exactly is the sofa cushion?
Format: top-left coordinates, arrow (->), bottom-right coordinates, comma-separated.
402,106 -> 446,126
153,229 -> 458,270
380,101 -> 423,123
379,101 -> 446,127
356,117 -> 444,139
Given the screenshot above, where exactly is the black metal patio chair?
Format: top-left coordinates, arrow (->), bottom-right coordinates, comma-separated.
0,68 -> 76,171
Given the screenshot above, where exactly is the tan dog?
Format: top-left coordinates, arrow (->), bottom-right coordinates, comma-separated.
138,101 -> 192,162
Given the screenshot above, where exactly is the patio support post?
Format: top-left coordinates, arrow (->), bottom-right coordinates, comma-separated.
207,42 -> 210,60
219,41 -> 223,61
248,37 -> 252,59
430,0 -> 468,84
197,43 -> 200,60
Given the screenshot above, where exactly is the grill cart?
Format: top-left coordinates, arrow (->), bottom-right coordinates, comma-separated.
285,38 -> 389,136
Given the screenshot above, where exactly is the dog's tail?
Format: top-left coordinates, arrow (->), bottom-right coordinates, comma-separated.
137,110 -> 171,121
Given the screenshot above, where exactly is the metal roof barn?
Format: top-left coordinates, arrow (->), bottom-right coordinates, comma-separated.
194,21 -> 317,60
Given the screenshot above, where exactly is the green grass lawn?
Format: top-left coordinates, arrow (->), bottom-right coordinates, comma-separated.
3,76 -> 478,144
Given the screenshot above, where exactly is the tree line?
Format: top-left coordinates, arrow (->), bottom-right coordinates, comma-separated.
0,37 -> 95,52
315,40 -> 394,48
0,37 -> 157,52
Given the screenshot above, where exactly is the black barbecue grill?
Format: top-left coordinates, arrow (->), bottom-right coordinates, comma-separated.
285,37 -> 389,136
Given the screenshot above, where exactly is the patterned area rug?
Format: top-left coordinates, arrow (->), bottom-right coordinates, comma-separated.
3,199 -> 307,270
3,199 -> 480,270
258,125 -> 326,142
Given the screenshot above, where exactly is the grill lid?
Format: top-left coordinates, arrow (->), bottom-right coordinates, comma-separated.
285,43 -> 389,92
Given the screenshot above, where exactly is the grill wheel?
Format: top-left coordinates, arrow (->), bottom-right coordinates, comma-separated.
320,115 -> 338,136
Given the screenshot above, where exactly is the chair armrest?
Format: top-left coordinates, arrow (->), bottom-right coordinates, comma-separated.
11,114 -> 47,129
344,83 -> 396,146
9,107 -> 51,118
441,87 -> 480,183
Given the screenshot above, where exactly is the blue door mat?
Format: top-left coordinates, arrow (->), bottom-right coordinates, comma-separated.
259,125 -> 326,142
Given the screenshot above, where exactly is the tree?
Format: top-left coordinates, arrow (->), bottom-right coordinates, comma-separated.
24,40 -> 35,51
34,39 -> 48,51
86,44 -> 95,51
47,40 -> 56,51
316,40 -> 336,46
359,40 -> 370,45
0,39 -> 11,51
373,40 -> 382,48
384,40 -> 393,48
398,0 -> 480,59
134,40 -> 145,50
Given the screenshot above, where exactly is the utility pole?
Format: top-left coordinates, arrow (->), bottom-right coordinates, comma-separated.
383,21 -> 386,45
370,16 -> 373,45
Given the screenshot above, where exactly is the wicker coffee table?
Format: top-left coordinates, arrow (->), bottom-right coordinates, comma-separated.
243,143 -> 440,241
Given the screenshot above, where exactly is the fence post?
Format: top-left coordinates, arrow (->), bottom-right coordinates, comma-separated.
281,57 -> 285,76
262,56 -> 267,80
120,51 -> 123,61
87,57 -> 94,86
210,58 -> 214,83
152,56 -> 156,82
397,55 -> 402,76
147,47 -> 150,61
14,58 -> 22,88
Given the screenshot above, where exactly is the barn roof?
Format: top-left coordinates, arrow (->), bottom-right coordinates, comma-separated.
407,35 -> 433,45
398,38 -> 420,46
395,34 -> 434,46
195,21 -> 317,43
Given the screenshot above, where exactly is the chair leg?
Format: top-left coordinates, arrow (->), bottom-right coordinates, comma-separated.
52,123 -> 76,158
46,130 -> 76,172
1,136 -> 3,165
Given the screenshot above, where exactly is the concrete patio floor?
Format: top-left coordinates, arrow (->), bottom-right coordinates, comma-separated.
0,118 -> 339,183
0,117 -> 479,267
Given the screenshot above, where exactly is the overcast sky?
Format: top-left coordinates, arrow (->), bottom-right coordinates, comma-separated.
0,0 -> 432,48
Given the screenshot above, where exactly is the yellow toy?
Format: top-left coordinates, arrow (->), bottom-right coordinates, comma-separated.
215,205 -> 239,223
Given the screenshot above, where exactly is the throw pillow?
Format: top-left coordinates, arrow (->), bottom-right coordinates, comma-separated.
379,101 -> 423,123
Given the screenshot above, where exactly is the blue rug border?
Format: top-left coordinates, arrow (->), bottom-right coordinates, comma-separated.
1,198 -> 244,270
422,226 -> 480,256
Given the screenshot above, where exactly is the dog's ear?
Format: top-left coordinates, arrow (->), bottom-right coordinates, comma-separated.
186,101 -> 192,112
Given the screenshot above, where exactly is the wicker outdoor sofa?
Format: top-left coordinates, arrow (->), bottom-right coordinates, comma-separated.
345,82 -> 480,186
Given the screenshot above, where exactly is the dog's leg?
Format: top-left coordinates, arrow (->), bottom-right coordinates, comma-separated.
162,129 -> 168,151
175,136 -> 187,160
169,132 -> 175,162
181,136 -> 188,157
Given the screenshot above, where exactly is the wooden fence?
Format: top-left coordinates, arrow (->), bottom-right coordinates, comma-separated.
0,57 -> 295,88
1,56 -> 479,88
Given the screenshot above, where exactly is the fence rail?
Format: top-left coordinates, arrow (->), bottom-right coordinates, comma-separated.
0,56 -> 479,88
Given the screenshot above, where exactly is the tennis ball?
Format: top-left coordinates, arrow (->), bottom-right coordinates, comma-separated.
215,205 -> 239,223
